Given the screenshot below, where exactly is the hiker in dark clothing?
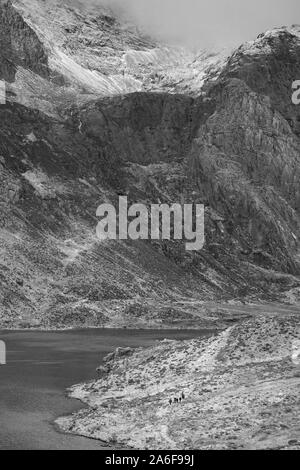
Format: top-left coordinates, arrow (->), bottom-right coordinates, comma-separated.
169,398 -> 172,406
179,397 -> 182,403
182,392 -> 185,400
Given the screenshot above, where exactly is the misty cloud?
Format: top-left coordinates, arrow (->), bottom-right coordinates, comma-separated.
72,0 -> 300,48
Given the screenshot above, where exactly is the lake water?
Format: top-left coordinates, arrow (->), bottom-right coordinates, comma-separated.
0,328 -> 213,450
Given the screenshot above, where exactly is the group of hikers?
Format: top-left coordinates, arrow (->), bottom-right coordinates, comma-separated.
169,392 -> 185,405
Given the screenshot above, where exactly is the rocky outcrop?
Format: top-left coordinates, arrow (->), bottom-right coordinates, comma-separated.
188,78 -> 300,274
0,0 -> 49,82
219,26 -> 300,136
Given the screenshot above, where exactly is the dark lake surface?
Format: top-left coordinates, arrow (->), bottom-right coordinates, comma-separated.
0,328 -> 213,450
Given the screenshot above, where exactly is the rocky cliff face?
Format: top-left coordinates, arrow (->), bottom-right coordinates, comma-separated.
220,26 -> 300,136
0,0 -> 49,81
189,78 -> 300,274
0,0 -> 299,328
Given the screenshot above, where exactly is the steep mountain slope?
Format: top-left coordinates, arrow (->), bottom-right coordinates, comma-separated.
0,0 -> 299,328
189,79 -> 300,274
220,26 -> 300,136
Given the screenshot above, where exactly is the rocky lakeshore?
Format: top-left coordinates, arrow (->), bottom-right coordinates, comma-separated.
57,314 -> 300,450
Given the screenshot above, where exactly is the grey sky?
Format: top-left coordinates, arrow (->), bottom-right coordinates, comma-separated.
98,0 -> 300,48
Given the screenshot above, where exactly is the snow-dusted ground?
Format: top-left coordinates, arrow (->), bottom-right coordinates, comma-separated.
57,312 -> 300,450
12,0 -> 229,101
